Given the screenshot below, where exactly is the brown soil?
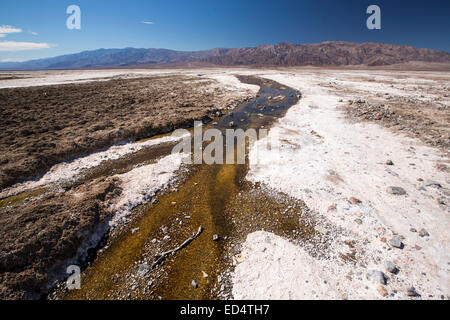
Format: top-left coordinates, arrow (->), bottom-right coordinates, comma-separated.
0,176 -> 123,299
343,98 -> 450,154
0,75 -> 248,189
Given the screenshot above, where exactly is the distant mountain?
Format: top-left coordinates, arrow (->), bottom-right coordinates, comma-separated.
1,42 -> 449,70
203,42 -> 450,67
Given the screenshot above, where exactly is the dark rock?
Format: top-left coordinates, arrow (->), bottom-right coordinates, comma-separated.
385,261 -> 399,274
406,287 -> 419,297
387,186 -> 407,195
418,228 -> 429,237
389,237 -> 404,249
367,270 -> 388,285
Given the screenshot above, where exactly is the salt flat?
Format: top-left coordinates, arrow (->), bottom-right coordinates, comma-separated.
235,69 -> 450,300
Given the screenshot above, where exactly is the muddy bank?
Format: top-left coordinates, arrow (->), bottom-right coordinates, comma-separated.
0,74 -> 253,189
0,177 -> 122,299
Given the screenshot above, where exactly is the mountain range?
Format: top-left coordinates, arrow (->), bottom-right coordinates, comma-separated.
1,41 -> 449,70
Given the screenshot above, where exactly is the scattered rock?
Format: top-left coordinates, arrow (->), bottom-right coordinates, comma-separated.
387,186 -> 407,195
386,160 -> 394,166
202,271 -> 209,278
418,228 -> 429,237
389,237 -> 404,249
131,227 -> 140,234
354,218 -> 363,225
327,204 -> 337,212
147,280 -> 153,288
349,197 -> 362,204
366,270 -> 388,285
385,261 -> 399,274
137,263 -> 150,277
213,234 -> 220,241
377,285 -> 388,297
410,228 -> 417,233
162,226 -> 168,233
406,287 -> 418,297
229,121 -> 234,127
424,180 -> 442,188
191,280 -> 198,289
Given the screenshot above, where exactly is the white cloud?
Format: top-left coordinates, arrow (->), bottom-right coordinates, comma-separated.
0,25 -> 22,34
30,31 -> 38,36
142,21 -> 154,25
0,25 -> 23,38
0,41 -> 53,51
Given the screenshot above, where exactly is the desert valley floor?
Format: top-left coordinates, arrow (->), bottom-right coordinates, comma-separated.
0,68 -> 449,300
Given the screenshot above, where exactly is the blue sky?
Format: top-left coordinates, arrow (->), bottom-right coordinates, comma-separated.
0,0 -> 449,62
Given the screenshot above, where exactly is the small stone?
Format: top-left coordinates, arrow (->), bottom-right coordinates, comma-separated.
137,264 -> 150,277
387,186 -> 407,195
202,271 -> 209,278
229,121 -> 234,127
418,228 -> 429,237
378,285 -> 388,297
131,227 -> 140,234
389,237 -> 404,249
386,160 -> 394,166
385,261 -> 399,274
171,201 -> 177,206
191,280 -> 198,288
162,226 -> 168,233
406,287 -> 418,297
349,197 -> 362,204
147,280 -> 153,288
424,180 -> 442,188
410,228 -> 417,233
367,270 -> 388,285
327,204 -> 337,212
213,234 -> 219,241
354,218 -> 363,225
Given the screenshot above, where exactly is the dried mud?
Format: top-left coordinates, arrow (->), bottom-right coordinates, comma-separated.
0,75 -> 248,189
